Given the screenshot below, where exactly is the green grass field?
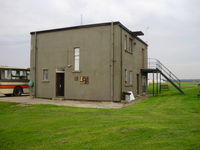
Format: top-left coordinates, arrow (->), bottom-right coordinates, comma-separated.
0,82 -> 200,150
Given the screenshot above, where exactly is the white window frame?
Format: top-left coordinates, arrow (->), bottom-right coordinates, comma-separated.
74,48 -> 80,71
43,69 -> 48,81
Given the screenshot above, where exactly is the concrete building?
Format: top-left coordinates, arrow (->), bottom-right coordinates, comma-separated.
30,21 -> 148,102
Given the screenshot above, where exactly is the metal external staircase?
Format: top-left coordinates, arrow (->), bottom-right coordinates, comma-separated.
141,58 -> 184,94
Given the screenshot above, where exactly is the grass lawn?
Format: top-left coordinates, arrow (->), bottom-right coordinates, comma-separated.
0,82 -> 200,150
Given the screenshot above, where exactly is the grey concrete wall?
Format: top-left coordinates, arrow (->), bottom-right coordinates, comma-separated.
30,33 -> 36,97
31,25 -> 114,101
113,25 -> 122,101
121,29 -> 148,96
133,39 -> 148,94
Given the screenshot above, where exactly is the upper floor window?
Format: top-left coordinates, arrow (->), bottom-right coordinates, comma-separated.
124,35 -> 127,50
74,48 -> 80,71
129,38 -> 133,53
124,35 -> 133,54
142,48 -> 145,68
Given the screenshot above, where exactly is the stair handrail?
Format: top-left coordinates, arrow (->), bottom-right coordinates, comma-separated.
157,59 -> 180,81
148,58 -> 181,87
148,58 -> 179,80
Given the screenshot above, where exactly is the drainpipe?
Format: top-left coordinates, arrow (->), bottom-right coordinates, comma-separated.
110,22 -> 114,100
34,32 -> 37,98
120,27 -> 123,101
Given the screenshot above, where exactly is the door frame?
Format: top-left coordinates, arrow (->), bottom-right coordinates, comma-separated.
55,69 -> 65,97
142,74 -> 147,93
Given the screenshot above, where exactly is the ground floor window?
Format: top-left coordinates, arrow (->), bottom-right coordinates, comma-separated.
125,69 -> 128,84
43,69 -> 48,81
125,69 -> 133,86
129,71 -> 133,85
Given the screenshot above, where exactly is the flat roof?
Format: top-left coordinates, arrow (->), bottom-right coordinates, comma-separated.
30,21 -> 147,46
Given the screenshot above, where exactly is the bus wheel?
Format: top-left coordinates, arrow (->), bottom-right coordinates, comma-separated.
13,87 -> 23,96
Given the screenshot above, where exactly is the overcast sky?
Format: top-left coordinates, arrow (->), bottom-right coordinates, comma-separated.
0,0 -> 199,79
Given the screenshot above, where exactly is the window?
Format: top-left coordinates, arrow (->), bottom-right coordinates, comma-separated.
142,48 -> 145,68
74,48 -> 80,71
43,69 -> 48,81
129,71 -> 133,85
129,38 -> 133,53
0,69 -> 29,81
0,70 -> 11,80
19,71 -> 26,79
124,35 -> 127,50
0,70 -> 5,79
125,69 -> 128,84
11,70 -> 19,80
27,71 -> 30,80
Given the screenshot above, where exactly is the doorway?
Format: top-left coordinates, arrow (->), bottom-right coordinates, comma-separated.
142,75 -> 147,93
137,74 -> 140,95
56,73 -> 64,97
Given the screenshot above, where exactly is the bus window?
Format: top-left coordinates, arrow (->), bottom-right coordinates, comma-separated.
11,70 -> 20,80
27,71 -> 30,80
19,71 -> 26,79
16,71 -> 20,80
0,70 -> 5,79
11,70 -> 16,79
0,70 -> 11,80
7,70 -> 12,79
4,70 -> 7,79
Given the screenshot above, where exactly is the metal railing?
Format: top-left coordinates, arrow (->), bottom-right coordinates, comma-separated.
148,58 -> 181,88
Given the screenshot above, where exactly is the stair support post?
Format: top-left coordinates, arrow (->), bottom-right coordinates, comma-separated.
156,72 -> 159,95
159,73 -> 161,93
153,73 -> 155,96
